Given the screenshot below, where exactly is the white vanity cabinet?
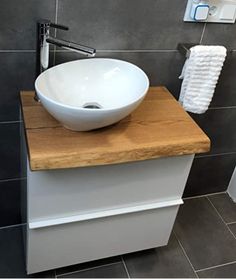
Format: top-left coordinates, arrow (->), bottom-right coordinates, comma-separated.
20,87 -> 210,274
26,155 -> 193,274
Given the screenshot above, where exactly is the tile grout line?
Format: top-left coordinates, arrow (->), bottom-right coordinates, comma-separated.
208,106 -> 236,110
196,151 -> 236,159
0,177 -> 26,183
0,50 -> 35,53
55,261 -> 122,277
55,0 -> 58,24
121,256 -> 131,278
53,0 -> 59,66
0,120 -> 22,124
0,223 -> 26,230
196,259 -> 236,273
207,197 -> 236,241
173,232 -> 199,278
199,22 -> 207,44
1,48 -> 236,54
184,191 -> 226,200
228,225 -> 236,240
0,49 -> 179,53
54,49 -> 179,53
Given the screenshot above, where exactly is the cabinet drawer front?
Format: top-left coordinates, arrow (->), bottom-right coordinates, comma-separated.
28,155 -> 193,222
27,204 -> 180,274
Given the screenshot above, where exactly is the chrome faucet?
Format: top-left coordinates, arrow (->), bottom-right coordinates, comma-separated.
35,19 -> 96,101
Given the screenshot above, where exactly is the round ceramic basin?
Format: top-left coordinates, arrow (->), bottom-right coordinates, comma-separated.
35,58 -> 149,131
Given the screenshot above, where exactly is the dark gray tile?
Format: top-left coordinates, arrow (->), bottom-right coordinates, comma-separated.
20,121 -> 27,179
202,23 -> 236,49
229,223 -> 236,237
58,263 -> 127,278
190,108 -> 236,155
0,226 -> 55,278
57,0 -> 204,50
56,256 -> 122,276
184,154 -> 236,197
55,51 -> 185,99
0,53 -> 35,121
0,0 -> 56,50
197,263 -> 236,278
0,123 -> 21,180
0,179 -> 22,227
211,52 -> 236,107
174,197 -> 236,270
209,193 -> 236,223
123,234 -> 196,278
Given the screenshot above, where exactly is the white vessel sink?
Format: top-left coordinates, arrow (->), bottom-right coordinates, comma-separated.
35,58 -> 149,131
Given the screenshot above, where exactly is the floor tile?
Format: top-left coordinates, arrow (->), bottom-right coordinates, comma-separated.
228,223 -> 236,237
0,226 -> 55,278
123,234 -> 196,278
197,263 -> 236,278
56,256 -> 122,276
58,262 -> 127,278
174,197 -> 236,270
208,193 -> 236,223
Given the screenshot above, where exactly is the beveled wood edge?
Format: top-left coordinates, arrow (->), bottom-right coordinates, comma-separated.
29,139 -> 210,171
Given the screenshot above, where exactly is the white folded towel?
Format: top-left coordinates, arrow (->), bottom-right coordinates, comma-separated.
179,45 -> 227,114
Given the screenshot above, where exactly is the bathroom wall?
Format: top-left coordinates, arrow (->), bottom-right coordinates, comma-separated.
0,0 -> 236,228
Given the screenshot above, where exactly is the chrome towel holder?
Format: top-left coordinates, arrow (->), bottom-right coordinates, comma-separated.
177,43 -> 232,58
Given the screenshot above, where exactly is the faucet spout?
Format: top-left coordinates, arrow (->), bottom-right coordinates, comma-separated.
46,37 -> 96,57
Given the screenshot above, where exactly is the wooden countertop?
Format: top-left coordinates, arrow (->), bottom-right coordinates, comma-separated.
20,87 -> 210,171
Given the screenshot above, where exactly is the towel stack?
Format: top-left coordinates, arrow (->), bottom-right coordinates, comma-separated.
179,45 -> 227,114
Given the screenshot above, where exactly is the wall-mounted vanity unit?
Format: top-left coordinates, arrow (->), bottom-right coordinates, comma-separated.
20,86 -> 210,274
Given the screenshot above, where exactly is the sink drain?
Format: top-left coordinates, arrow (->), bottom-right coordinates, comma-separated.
82,102 -> 102,109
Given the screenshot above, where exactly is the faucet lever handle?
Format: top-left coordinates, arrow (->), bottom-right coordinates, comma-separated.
50,22 -> 69,31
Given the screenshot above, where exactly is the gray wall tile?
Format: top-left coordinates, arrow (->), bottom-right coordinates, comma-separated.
0,0 -> 235,233
191,108 -> 236,155
0,226 -> 55,277
184,154 -> 236,197
211,52 -> 236,107
0,53 -> 35,121
0,180 -> 21,227
57,0 -> 204,50
202,24 -> 236,49
0,0 -> 56,50
0,123 -> 21,180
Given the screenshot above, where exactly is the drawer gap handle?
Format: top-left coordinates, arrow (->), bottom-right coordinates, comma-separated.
29,198 -> 183,229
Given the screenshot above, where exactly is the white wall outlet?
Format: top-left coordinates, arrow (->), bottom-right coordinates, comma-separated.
184,0 -> 236,23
